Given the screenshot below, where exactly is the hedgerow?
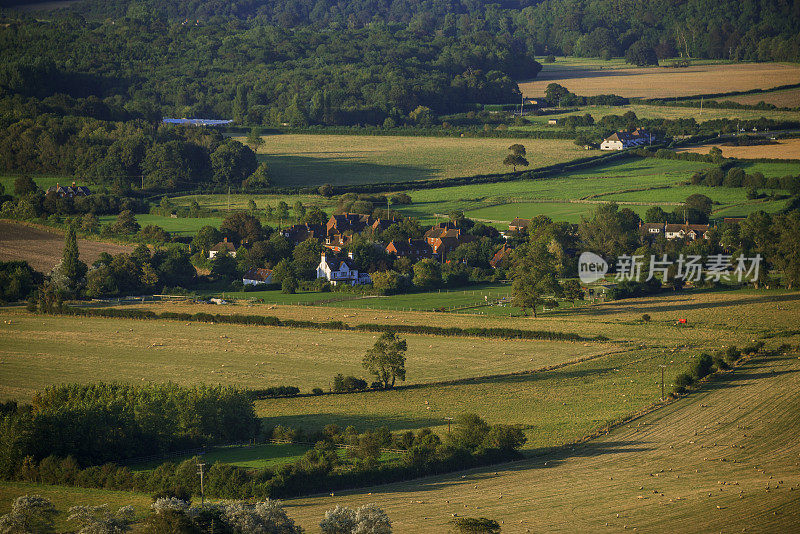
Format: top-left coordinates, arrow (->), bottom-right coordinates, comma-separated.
52,305 -> 600,342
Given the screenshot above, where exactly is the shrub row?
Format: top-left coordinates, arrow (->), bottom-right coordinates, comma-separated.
55,305 -> 598,342
672,342 -> 768,394
248,386 -> 300,399
7,416 -> 525,501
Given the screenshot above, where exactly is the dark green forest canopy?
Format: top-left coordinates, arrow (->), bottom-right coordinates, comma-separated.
0,18 -> 537,123
8,0 -> 798,61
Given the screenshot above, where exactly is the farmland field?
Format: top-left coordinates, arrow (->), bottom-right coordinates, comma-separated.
281,349 -> 800,533
519,61 -> 800,99
0,307 -> 614,402
0,220 -> 131,273
517,103 -> 800,124
99,213 -> 224,236
239,134 -> 587,186
677,138 -> 800,160
393,157 -> 712,223
718,86 -> 800,108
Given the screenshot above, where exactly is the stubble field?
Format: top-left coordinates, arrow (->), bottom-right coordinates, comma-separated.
519,61 -> 800,99
0,220 -> 131,273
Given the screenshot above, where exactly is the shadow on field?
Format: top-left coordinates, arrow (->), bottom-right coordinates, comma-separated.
559,293 -> 800,317
704,354 -> 800,391
258,154 -> 438,187
338,440 -> 654,498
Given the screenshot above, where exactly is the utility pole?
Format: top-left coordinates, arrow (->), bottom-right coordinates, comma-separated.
445,417 -> 454,434
197,462 -> 206,506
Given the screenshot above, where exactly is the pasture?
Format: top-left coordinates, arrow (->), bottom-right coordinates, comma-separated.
239,134 -> 587,187
0,220 -> 131,273
519,61 -> 800,99
393,157 -> 711,222
98,213 -> 223,236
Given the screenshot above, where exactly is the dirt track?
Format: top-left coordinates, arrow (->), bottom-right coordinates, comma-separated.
0,220 -> 131,273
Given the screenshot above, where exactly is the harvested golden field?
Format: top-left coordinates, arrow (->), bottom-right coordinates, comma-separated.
241,133 -> 586,186
282,350 -> 800,533
723,87 -> 800,107
520,62 -> 800,99
0,220 -> 131,273
677,138 -> 800,160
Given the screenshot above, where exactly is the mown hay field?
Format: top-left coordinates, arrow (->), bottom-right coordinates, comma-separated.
240,134 -> 587,187
282,350 -> 800,533
677,138 -> 800,160
0,220 -> 131,273
520,62 -> 800,99
0,308 -> 613,402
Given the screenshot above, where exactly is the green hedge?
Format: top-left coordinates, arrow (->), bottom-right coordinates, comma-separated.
55,305 -> 599,342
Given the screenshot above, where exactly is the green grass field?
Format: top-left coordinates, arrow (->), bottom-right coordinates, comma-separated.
99,214 -> 224,236
130,443 -> 310,471
0,174 -> 68,196
393,157 -> 711,223
241,134 -> 587,187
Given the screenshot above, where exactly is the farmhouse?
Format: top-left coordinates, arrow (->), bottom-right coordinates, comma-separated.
316,252 -> 371,286
423,221 -> 460,239
242,268 -> 273,286
385,238 -> 432,261
280,223 -> 324,245
46,182 -> 91,198
664,223 -> 711,240
325,213 -> 373,251
209,237 -> 236,258
490,244 -> 514,269
426,228 -> 477,258
600,129 -> 653,151
509,218 -> 531,233
639,222 -> 666,240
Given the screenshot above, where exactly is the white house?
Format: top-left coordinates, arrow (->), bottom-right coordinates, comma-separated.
209,237 -> 236,259
600,129 -> 652,151
242,268 -> 273,286
664,224 -> 711,241
316,252 -> 371,286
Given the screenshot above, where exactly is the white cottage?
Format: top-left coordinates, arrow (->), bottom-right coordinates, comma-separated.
316,252 -> 371,286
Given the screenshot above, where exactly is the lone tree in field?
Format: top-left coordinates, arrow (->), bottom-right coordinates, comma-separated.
503,144 -> 529,172
511,240 -> 563,317
246,127 -> 264,152
51,226 -> 87,297
363,332 -> 407,389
